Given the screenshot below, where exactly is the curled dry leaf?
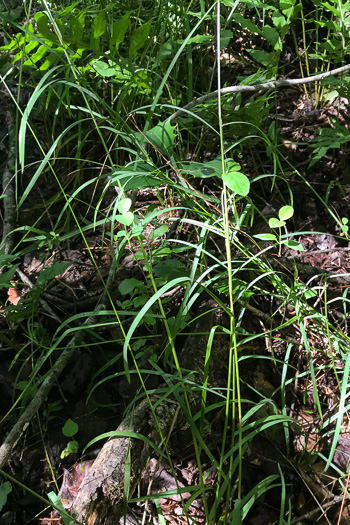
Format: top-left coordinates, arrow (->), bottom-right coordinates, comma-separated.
7,281 -> 21,306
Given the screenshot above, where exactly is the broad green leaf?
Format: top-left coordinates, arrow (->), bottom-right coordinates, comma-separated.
152,246 -> 171,257
60,440 -> 79,459
279,205 -> 294,221
24,41 -> 39,54
59,0 -> 80,17
117,198 -> 132,214
262,26 -> 280,48
111,12 -> 130,53
37,262 -> 71,286
248,49 -> 272,66
143,312 -> 157,325
27,44 -> 50,65
0,482 -> 12,512
155,39 -> 173,67
35,12 -> 51,39
232,13 -> 261,35
119,278 -> 145,296
112,173 -> 164,190
149,225 -> 169,240
283,240 -> 304,251
129,20 -> 152,61
39,52 -> 60,71
222,171 -> 250,196
183,157 -> 240,179
134,295 -> 148,307
220,29 -> 233,49
131,225 -> 144,236
92,12 -> 106,39
185,158 -> 221,178
154,259 -> 187,279
67,440 -> 79,453
0,266 -> 18,288
62,419 -> 78,437
142,120 -> 176,157
253,233 -> 277,241
280,0 -> 302,20
272,11 -> 286,29
303,288 -> 317,299
269,218 -> 285,228
71,12 -> 85,44
92,60 -> 116,77
111,162 -> 164,190
0,252 -> 18,265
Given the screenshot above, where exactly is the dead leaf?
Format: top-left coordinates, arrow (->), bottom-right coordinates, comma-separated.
7,281 -> 21,305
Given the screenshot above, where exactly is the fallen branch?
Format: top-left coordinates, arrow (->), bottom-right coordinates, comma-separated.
168,63 -> 350,122
70,299 -> 228,524
0,107 -> 16,260
0,263 -> 116,471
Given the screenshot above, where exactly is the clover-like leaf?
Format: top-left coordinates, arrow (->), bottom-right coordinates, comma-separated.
115,212 -> 134,226
269,217 -> 286,228
117,198 -> 132,215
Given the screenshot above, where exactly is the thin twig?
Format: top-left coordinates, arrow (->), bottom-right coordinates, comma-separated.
290,494 -> 344,524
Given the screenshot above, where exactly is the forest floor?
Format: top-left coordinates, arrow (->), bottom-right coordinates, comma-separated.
2,83 -> 350,525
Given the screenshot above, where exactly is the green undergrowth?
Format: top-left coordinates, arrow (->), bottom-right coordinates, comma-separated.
1,0 -> 350,523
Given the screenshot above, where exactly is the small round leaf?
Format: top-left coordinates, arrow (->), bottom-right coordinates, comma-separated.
115,212 -> 134,226
62,418 -> 79,437
278,205 -> 294,221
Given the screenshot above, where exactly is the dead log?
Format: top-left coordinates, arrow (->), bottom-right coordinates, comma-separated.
70,299 -> 229,524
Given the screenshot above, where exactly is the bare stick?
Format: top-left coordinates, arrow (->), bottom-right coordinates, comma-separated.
168,63 -> 350,122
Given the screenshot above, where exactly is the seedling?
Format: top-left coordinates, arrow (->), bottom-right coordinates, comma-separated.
341,217 -> 349,235
254,206 -> 304,255
61,419 -> 79,459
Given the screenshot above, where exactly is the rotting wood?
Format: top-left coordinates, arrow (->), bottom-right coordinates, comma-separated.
70,299 -> 229,524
